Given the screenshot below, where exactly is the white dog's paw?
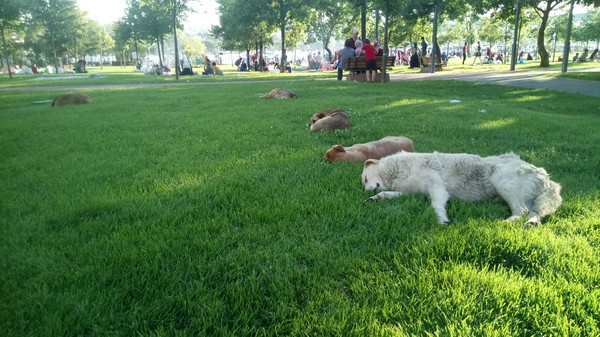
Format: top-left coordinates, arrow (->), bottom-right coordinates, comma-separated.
524,216 -> 541,227
366,195 -> 380,202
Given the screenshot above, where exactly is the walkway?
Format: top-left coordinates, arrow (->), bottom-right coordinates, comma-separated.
2,66 -> 599,97
389,66 -> 600,97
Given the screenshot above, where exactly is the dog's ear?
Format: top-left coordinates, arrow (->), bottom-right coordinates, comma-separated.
364,159 -> 379,168
333,145 -> 345,152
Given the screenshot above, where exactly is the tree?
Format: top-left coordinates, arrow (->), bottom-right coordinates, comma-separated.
270,0 -> 312,72
179,32 -> 206,59
0,0 -> 31,78
214,0 -> 275,70
547,13 -> 569,61
32,0 -> 83,69
113,18 -> 137,66
532,0 -> 567,67
396,0 -> 467,72
306,0 -> 353,63
482,0 -> 597,67
575,8 -> 600,49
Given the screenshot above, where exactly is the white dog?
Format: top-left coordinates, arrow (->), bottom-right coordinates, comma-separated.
361,152 -> 562,225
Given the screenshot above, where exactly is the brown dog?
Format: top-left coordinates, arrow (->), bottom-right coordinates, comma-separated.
52,93 -> 91,107
259,88 -> 296,99
324,136 -> 414,162
310,108 -> 349,132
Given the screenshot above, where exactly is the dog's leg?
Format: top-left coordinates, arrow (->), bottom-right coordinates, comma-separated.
494,181 -> 529,223
429,188 -> 451,224
367,191 -> 403,201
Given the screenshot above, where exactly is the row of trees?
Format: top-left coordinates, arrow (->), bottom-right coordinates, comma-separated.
1,0 -> 115,77
0,0 -> 207,78
211,0 -> 598,72
1,0 -> 598,78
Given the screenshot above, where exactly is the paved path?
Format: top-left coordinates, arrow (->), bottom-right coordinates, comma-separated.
2,66 -> 599,97
389,66 -> 600,97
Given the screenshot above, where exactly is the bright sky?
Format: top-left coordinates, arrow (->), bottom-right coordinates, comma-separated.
76,0 -> 220,33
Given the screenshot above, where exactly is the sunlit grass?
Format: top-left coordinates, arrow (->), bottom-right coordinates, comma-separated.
1,76 -> 599,336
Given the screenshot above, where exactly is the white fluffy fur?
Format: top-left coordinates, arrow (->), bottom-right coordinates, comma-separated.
362,152 -> 562,225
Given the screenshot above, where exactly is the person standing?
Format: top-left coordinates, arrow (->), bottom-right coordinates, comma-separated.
421,36 -> 428,57
409,42 -> 420,68
363,38 -> 377,83
471,41 -> 483,65
349,27 -> 360,49
337,39 -> 355,81
462,42 -> 467,64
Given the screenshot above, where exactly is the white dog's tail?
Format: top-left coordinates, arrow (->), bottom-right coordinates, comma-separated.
533,180 -> 562,219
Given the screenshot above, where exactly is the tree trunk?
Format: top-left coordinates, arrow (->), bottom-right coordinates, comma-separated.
537,4 -> 551,67
173,0 -> 180,80
324,47 -> 332,65
160,35 -> 166,65
259,35 -> 264,72
246,49 -> 250,71
0,24 -> 13,79
157,36 -> 163,68
381,9 -> 388,83
280,23 -> 286,73
430,4 -> 439,73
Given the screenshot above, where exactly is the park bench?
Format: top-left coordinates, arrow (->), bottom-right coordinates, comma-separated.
345,55 -> 396,82
419,56 -> 446,71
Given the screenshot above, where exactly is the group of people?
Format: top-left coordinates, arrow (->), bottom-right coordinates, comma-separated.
201,56 -> 223,76
402,36 -> 429,69
573,48 -> 598,63
464,41 -> 506,65
336,27 -> 385,81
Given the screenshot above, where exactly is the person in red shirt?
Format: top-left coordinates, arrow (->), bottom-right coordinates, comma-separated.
362,38 -> 377,83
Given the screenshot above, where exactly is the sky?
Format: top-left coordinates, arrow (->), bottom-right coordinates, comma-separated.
76,0 -> 220,33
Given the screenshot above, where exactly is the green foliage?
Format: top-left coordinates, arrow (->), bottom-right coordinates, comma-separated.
31,0 -> 82,63
574,8 -> 600,44
1,73 -> 599,336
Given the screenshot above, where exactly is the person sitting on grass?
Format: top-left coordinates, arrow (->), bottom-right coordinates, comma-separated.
577,49 -> 589,62
212,62 -> 223,76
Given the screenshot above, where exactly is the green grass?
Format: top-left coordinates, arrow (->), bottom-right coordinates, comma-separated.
550,71 -> 600,81
2,58 -> 597,90
1,74 -> 599,336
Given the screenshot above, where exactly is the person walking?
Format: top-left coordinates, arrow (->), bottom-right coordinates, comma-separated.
462,42 -> 467,64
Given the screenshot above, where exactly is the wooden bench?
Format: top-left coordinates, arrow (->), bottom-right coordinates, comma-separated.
419,56 -> 446,71
345,55 -> 396,82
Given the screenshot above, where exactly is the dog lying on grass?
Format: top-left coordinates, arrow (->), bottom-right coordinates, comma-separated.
52,93 -> 91,107
362,151 -> 562,226
259,88 -> 296,99
324,136 -> 414,162
309,108 -> 349,132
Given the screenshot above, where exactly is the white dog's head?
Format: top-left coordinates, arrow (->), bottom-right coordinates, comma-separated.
362,159 -> 388,191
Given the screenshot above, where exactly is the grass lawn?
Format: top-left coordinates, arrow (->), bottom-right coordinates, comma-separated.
1,71 -> 599,336
1,58 -> 598,90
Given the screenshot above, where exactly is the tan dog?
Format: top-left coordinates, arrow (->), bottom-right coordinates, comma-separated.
259,88 -> 296,99
52,93 -> 91,107
310,108 -> 349,132
324,136 -> 414,162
